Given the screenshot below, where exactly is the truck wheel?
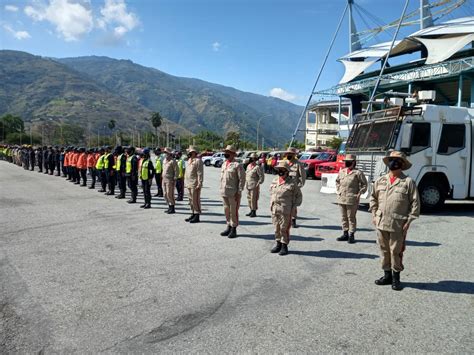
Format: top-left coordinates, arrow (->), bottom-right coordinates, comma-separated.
419,182 -> 446,211
204,160 -> 210,166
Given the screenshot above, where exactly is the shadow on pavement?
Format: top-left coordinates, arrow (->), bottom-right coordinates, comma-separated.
356,239 -> 441,247
403,281 -> 474,294
238,234 -> 324,242
291,249 -> 378,259
299,225 -> 374,232
240,220 -> 270,226
423,202 -> 474,217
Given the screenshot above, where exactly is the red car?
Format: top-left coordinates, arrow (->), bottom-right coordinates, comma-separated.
314,143 -> 347,179
302,151 -> 337,179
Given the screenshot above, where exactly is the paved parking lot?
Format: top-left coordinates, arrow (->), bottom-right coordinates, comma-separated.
1,161 -> 473,353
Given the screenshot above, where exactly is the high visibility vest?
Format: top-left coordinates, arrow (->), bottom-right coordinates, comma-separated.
96,154 -> 105,169
177,159 -> 184,179
116,154 -> 123,171
155,158 -> 162,173
103,153 -> 110,169
126,155 -> 133,174
141,159 -> 149,180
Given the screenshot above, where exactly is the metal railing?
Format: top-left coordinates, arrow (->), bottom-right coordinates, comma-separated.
314,56 -> 474,96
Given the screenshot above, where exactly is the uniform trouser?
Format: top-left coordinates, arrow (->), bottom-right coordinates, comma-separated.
339,203 -> 358,233
176,178 -> 184,200
377,229 -> 407,272
272,212 -> 292,245
38,161 -> 42,172
118,174 -> 126,195
30,159 -> 35,171
246,186 -> 260,211
154,173 -> 163,195
49,162 -> 54,174
187,187 -> 202,214
222,194 -> 241,227
88,168 -> 96,187
106,170 -> 115,193
74,167 -> 80,182
56,162 -> 60,175
163,179 -> 176,205
127,176 -> 138,201
80,169 -> 87,185
142,180 -> 151,204
100,171 -> 107,191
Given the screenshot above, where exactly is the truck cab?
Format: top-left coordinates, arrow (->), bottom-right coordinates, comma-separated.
345,104 -> 474,210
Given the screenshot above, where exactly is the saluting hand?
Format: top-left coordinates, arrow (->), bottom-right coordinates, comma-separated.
403,223 -> 410,233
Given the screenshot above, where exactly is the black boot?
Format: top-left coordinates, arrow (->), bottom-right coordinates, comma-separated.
348,232 -> 355,244
375,271 -> 393,286
245,210 -> 252,216
127,199 -> 136,204
88,186 -> 95,189
168,205 -> 176,214
249,210 -> 257,218
392,271 -> 402,291
185,214 -> 195,222
228,227 -> 237,239
190,214 -> 200,224
140,204 -> 146,208
220,226 -> 231,236
164,205 -> 171,213
337,231 -> 349,241
292,218 -> 298,228
143,203 -> 151,209
271,241 -> 282,253
279,244 -> 288,256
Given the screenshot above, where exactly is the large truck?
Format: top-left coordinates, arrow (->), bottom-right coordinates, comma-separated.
327,98 -> 474,210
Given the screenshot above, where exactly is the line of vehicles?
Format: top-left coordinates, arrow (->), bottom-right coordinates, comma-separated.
201,147 -> 345,178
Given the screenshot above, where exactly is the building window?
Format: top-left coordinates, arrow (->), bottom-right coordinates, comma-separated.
437,124 -> 465,155
410,122 -> 430,154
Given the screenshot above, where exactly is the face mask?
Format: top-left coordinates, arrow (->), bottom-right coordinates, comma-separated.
388,160 -> 402,171
248,158 -> 254,163
286,155 -> 294,160
224,153 -> 230,159
345,161 -> 353,168
278,171 -> 286,177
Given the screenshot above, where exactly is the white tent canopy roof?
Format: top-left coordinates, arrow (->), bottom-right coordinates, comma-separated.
338,16 -> 474,84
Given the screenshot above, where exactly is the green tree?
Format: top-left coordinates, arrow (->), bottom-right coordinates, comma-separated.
150,112 -> 163,147
327,137 -> 343,150
285,140 -> 305,150
108,119 -> 116,132
1,114 -> 24,141
225,131 -> 240,147
193,130 -> 223,151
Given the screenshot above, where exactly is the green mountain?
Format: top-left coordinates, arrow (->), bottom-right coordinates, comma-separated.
57,56 -> 303,147
0,50 -> 189,135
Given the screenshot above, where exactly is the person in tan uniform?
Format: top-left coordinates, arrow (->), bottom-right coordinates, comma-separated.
336,154 -> 368,244
270,160 -> 303,256
369,151 -> 420,291
245,153 -> 265,218
284,147 -> 305,228
184,146 -> 204,223
220,145 -> 245,239
162,147 -> 179,214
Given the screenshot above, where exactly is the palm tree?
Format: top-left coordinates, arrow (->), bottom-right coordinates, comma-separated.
150,112 -> 163,147
108,119 -> 116,145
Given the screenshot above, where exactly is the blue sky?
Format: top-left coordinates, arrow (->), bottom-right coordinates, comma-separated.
1,0 -> 472,105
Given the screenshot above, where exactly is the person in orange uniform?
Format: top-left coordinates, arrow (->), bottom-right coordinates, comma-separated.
64,147 -> 71,180
70,148 -> 79,184
77,147 -> 88,186
86,149 -> 97,189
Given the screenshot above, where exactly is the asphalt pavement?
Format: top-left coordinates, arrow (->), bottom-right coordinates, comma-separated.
1,161 -> 473,353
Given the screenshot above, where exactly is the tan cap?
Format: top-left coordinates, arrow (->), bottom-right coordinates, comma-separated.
274,160 -> 290,171
343,154 -> 357,161
285,147 -> 298,155
249,152 -> 258,159
187,145 -> 198,154
163,147 -> 173,154
382,150 -> 412,170
224,145 -> 237,154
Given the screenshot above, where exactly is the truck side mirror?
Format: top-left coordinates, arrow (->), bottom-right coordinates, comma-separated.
400,123 -> 413,153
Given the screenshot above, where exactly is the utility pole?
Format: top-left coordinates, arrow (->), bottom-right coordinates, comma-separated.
30,124 -> 32,145
166,125 -> 170,147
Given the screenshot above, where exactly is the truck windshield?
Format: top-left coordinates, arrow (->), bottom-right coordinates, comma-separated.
346,107 -> 402,152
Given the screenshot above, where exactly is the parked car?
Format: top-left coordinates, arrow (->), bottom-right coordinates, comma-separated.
203,152 -> 224,166
314,143 -> 346,179
302,151 -> 337,179
212,155 -> 224,168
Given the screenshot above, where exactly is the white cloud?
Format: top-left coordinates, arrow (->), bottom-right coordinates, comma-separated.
212,41 -> 221,52
3,24 -> 31,39
24,0 -> 94,41
269,88 -> 297,102
5,5 -> 19,12
98,0 -> 139,38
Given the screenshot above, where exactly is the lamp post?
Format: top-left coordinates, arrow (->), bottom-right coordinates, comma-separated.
256,114 -> 271,150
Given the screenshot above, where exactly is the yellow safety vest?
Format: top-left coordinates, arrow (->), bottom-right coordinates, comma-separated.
96,155 -> 105,170
116,154 -> 123,171
103,153 -> 110,169
126,155 -> 133,174
155,158 -> 162,173
178,159 -> 184,179
141,159 -> 149,180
